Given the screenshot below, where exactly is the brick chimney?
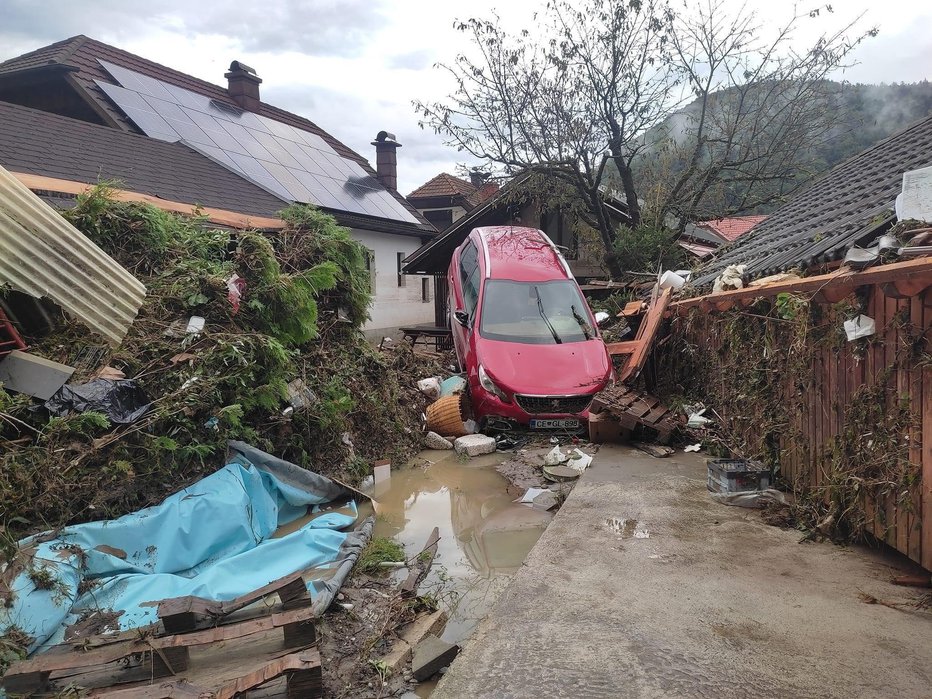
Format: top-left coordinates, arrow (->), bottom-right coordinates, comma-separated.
371,131 -> 401,191
225,60 -> 262,112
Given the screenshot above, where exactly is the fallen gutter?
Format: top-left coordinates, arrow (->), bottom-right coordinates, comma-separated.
0,165 -> 147,345
10,171 -> 285,230
673,256 -> 932,314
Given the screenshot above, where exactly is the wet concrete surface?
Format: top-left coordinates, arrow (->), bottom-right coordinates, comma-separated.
368,450 -> 554,645
434,444 -> 932,698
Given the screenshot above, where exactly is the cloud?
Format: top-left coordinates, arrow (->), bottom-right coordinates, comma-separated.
387,49 -> 434,71
0,0 -> 387,58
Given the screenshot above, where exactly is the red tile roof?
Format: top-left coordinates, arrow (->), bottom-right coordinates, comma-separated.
0,35 -> 432,232
697,215 -> 767,242
408,173 -> 477,200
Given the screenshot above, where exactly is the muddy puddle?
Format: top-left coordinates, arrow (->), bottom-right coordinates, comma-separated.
367,449 -> 553,645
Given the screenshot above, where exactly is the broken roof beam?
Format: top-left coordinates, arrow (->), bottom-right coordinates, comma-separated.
10,172 -> 285,231
674,257 -> 932,313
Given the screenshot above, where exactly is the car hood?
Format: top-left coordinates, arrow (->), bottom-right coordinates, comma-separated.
477,338 -> 611,395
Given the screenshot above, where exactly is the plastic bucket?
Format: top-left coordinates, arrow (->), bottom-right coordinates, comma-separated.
659,270 -> 686,290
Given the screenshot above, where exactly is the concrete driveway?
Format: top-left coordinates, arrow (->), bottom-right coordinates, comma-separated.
433,445 -> 932,698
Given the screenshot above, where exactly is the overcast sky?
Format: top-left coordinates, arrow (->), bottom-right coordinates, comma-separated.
1,0 -> 930,193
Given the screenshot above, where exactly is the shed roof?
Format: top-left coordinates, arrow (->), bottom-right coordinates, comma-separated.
693,113 -> 932,287
696,215 -> 767,242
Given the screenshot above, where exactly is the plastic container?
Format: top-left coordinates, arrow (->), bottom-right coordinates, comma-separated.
707,458 -> 771,494
425,394 -> 468,437
659,270 -> 686,290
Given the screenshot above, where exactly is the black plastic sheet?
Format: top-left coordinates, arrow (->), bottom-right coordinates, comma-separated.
44,379 -> 151,424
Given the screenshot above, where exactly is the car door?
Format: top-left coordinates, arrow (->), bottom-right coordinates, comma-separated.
450,239 -> 479,367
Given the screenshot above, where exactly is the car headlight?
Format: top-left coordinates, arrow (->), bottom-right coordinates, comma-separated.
478,364 -> 510,403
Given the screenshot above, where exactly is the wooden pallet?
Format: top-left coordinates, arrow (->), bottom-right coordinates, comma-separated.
3,572 -> 322,698
589,384 -> 680,444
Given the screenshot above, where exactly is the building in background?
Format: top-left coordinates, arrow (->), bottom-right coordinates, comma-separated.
0,35 -> 437,336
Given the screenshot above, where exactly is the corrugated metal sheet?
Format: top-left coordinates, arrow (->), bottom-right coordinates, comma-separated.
0,165 -> 146,345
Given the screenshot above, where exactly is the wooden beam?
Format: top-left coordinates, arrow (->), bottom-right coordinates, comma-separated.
3,606 -> 317,681
621,288 -> 672,382
10,172 -> 285,230
674,257 -> 932,313
401,527 -> 440,597
606,340 -> 640,356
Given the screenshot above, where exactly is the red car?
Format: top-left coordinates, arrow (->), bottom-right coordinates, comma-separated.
448,226 -> 613,432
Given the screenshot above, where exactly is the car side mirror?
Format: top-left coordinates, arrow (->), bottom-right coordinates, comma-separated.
454,309 -> 470,327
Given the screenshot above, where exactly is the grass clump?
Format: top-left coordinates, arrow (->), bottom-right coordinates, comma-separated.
356,537 -> 405,575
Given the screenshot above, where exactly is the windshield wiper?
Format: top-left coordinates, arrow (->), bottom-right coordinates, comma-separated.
535,286 -> 562,344
571,305 -> 593,340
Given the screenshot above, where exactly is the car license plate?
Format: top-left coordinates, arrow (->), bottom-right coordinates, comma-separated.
529,418 -> 581,430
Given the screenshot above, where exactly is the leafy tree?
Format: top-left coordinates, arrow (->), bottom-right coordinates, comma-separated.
417,0 -> 875,277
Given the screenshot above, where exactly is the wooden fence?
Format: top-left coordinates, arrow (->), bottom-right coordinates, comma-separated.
659,259 -> 932,570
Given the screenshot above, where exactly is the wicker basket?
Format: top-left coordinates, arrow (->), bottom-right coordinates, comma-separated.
425,394 -> 468,438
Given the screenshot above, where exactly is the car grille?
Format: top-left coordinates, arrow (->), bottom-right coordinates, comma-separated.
515,394 -> 594,415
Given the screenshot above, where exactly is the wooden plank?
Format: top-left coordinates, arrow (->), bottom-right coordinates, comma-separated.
4,607 -> 317,680
621,288 -> 672,382
10,172 -> 285,231
154,567 -> 313,619
606,340 -> 641,356
401,527 -> 440,597
885,294 -> 899,547
923,304 -> 932,570
673,257 -> 932,313
89,648 -> 322,699
908,296 -> 925,563
897,298 -> 911,556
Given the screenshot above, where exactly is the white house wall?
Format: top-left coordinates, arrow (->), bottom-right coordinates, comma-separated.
350,228 -> 434,336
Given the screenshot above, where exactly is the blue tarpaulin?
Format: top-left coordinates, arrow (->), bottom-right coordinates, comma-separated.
0,442 -> 369,654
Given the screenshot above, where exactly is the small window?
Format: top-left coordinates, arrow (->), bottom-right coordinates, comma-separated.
422,277 -> 431,303
364,249 -> 376,293
397,252 -> 406,287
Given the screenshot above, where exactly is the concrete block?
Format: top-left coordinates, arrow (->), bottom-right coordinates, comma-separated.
378,609 -> 448,673
425,431 -> 454,450
454,434 -> 496,457
412,634 -> 460,681
0,350 -> 75,400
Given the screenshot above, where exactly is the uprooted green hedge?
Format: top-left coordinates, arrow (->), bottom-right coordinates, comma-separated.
0,187 -> 442,543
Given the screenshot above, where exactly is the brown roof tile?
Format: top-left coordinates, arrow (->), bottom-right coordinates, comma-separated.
408,173 -> 477,200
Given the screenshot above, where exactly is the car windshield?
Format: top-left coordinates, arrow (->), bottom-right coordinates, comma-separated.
479,279 -> 594,344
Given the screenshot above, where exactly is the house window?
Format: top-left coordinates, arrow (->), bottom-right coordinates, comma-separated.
424,209 -> 453,230
397,252 -> 406,287
422,277 -> 431,303
364,248 -> 376,293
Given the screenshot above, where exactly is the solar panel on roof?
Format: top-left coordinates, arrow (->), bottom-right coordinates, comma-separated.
95,60 -> 419,224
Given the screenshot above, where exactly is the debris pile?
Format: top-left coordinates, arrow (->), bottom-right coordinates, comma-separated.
0,188 -> 444,539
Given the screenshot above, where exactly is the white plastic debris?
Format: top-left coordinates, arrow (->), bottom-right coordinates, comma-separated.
897,165 -> 932,222
516,487 -> 550,504
185,315 -> 205,334
594,311 -> 610,325
543,446 -> 568,466
684,443 -> 702,453
373,462 -> 391,484
659,270 -> 686,290
565,449 -> 593,472
687,409 -> 712,428
454,434 -> 497,456
844,315 -> 876,341
463,419 -> 478,434
417,377 -> 442,400
712,264 -> 747,293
